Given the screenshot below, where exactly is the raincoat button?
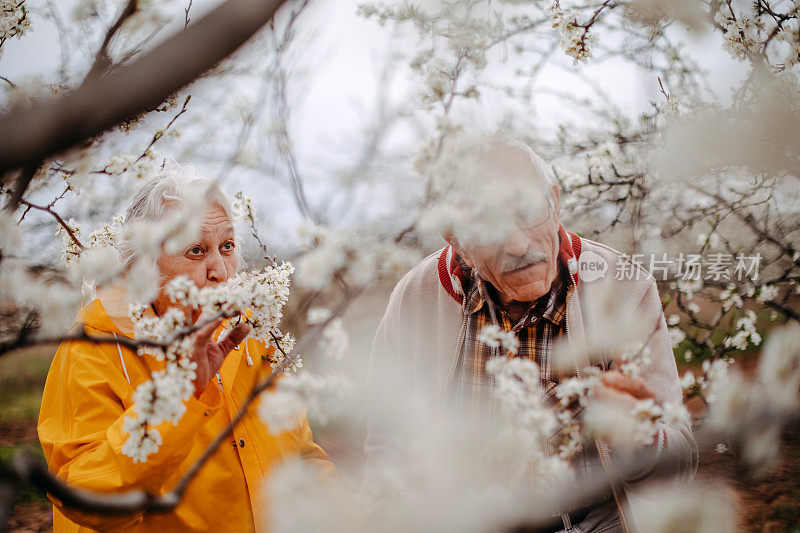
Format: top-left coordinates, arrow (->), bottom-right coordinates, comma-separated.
235,345 -> 241,350
239,438 -> 245,448
232,440 -> 237,447
204,410 -> 210,416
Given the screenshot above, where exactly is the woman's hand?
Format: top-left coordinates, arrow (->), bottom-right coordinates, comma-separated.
190,319 -> 251,398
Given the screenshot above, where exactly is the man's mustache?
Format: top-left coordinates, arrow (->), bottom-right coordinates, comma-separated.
500,248 -> 549,273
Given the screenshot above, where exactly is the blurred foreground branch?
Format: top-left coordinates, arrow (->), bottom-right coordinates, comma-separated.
0,0 -> 288,201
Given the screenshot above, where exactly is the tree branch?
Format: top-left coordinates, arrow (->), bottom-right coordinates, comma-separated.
87,0 -> 139,79
0,0 -> 289,188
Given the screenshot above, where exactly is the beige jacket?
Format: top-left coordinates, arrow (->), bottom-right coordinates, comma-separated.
366,235 -> 698,532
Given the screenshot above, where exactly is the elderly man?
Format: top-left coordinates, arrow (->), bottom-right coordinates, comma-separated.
38,167 -> 333,532
366,138 -> 697,532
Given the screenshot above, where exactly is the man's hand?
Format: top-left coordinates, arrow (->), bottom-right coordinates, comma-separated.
593,370 -> 658,449
190,319 -> 251,398
594,370 -> 655,410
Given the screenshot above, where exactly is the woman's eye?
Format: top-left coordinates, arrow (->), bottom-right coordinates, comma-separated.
221,241 -> 235,251
188,246 -> 203,256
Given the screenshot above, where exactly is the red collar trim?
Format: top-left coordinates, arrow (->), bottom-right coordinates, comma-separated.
438,225 -> 582,304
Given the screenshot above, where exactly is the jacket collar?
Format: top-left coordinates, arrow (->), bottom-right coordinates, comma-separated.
437,224 -> 582,305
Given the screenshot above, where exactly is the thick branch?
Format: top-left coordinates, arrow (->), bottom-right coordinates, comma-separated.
87,0 -> 139,78
0,0 -> 288,184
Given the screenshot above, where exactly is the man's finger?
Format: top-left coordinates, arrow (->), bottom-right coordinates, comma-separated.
593,383 -> 636,406
601,371 -> 655,400
215,323 -> 252,355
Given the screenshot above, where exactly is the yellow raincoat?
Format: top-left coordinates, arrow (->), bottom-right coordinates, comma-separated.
38,286 -> 334,532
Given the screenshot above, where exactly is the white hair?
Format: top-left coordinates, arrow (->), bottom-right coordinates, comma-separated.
118,164 -> 236,271
485,134 -> 555,188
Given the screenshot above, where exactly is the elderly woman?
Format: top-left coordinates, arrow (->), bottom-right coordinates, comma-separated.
38,167 -> 334,532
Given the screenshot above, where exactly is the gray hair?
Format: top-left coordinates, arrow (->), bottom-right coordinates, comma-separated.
118,164 -> 236,271
484,134 -> 555,188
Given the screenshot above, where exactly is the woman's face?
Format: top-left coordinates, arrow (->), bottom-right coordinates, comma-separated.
152,203 -> 237,321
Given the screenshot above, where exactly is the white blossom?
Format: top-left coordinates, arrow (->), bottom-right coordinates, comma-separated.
320,318 -> 349,361
258,390 -> 305,434
122,262 -> 297,459
668,326 -> 686,348
679,371 -> 696,392
547,3 -> 597,64
758,321 -> 800,411
715,10 -> 762,61
0,0 -> 31,56
477,324 -> 519,355
718,283 -> 744,311
231,191 -> 257,224
120,422 -> 162,464
755,284 -> 778,303
676,278 -> 703,300
306,307 -> 332,325
723,309 -> 761,350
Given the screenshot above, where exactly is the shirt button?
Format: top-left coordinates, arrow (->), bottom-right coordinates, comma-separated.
238,438 -> 245,448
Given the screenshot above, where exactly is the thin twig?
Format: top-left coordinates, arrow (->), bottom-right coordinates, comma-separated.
184,0 -> 193,29
134,95 -> 191,163
87,0 -> 139,78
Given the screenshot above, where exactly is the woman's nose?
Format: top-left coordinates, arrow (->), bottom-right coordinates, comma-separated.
206,251 -> 228,283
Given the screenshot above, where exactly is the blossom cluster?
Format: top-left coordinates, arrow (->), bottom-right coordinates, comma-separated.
486,336 -> 690,465
477,324 -> 519,355
258,372 -> 354,434
121,263 -> 297,461
546,3 -> 597,64
714,8 -> 762,61
359,2 -> 491,110
231,191 -> 257,225
724,309 -> 762,350
485,356 -> 572,481
295,223 -> 420,290
0,0 -> 30,59
103,152 -> 160,180
685,323 -> 800,472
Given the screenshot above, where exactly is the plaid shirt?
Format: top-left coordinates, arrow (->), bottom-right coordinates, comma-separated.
456,261 -> 570,417
454,258 -> 612,509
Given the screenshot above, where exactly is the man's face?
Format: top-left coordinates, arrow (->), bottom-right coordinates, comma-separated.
152,203 -> 237,320
459,185 -> 560,304
452,144 -> 562,305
